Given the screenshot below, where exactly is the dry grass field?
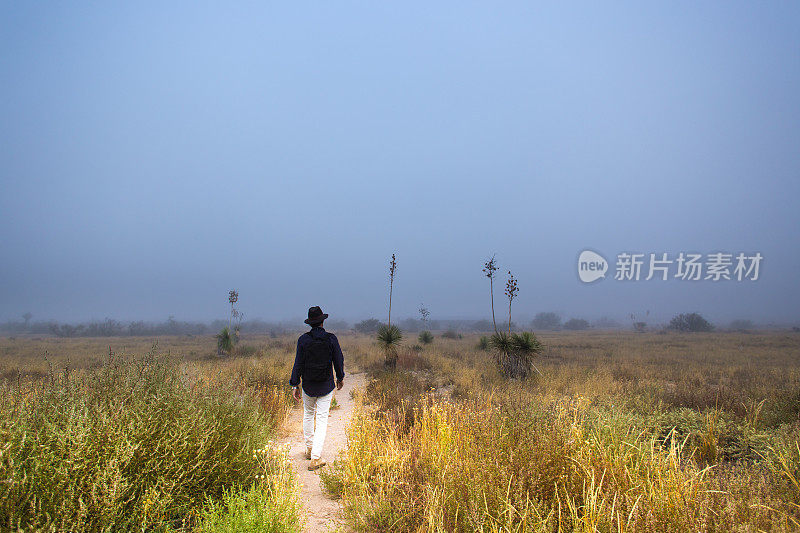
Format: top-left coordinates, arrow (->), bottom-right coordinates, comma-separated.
1,330 -> 798,531
326,330 -> 800,532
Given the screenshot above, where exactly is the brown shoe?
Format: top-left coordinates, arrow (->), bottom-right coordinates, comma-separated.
305,447 -> 312,460
308,458 -> 327,471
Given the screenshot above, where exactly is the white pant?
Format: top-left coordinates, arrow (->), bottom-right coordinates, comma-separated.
302,389 -> 334,460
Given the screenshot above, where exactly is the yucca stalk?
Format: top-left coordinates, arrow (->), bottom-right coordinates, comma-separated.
505,271 -> 518,335
483,255 -> 499,334
418,304 -> 430,328
228,290 -> 238,331
388,254 -> 397,327
380,254 -> 401,369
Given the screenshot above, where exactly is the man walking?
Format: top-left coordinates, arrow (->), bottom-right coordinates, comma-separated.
290,306 -> 345,470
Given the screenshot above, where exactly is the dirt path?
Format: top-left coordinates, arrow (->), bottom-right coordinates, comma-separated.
278,372 -> 365,533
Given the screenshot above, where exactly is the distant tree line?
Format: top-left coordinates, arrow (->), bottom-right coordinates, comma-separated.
0,316 -> 297,338
0,313 -> 776,338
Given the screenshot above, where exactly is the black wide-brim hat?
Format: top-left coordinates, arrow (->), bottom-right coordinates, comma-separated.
304,306 -> 328,325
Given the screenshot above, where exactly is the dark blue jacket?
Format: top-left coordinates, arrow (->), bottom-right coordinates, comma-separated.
290,326 -> 345,397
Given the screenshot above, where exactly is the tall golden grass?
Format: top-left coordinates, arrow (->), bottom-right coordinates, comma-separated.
324,331 -> 800,532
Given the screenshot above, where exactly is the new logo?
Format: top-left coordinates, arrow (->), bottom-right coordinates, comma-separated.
578,250 -> 608,283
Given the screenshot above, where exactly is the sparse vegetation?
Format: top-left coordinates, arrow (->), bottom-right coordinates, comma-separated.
3,328 -> 800,531
325,330 -> 800,531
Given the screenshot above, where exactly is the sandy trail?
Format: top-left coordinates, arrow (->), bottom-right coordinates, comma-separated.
278,372 -> 365,533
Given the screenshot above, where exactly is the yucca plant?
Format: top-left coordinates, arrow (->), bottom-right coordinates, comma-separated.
490,331 -> 543,379
511,331 -> 543,355
511,331 -> 544,378
377,324 -> 402,369
481,269 -> 544,379
418,331 -> 434,345
379,254 -> 402,369
489,331 -> 512,353
217,326 -> 233,355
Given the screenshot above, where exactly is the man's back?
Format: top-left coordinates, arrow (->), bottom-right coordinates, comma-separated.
291,325 -> 345,397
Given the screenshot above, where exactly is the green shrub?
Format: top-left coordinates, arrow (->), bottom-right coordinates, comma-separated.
531,312 -> 561,330
354,318 -> 383,334
197,447 -> 301,533
563,318 -> 590,330
669,313 -> 714,332
477,336 -> 489,351
418,331 -> 434,344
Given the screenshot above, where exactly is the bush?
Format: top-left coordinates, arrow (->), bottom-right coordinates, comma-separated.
531,312 -> 561,330
729,319 -> 755,331
197,448 -> 301,533
418,331 -> 434,344
354,318 -> 383,334
563,318 -> 590,330
669,313 -> 714,332
441,330 -> 461,339
592,316 -> 622,329
235,344 -> 259,357
477,336 -> 489,351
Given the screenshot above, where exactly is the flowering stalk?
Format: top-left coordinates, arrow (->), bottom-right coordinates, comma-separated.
483,256 -> 499,334
388,254 -> 397,327
505,271 -> 518,335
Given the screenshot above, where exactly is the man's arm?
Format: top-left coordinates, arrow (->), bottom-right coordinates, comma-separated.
330,334 -> 345,383
289,337 -> 303,388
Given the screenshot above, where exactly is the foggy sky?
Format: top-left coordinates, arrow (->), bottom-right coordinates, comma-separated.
1,2 -> 799,327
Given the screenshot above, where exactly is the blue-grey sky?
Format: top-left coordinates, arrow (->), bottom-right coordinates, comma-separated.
1,2 -> 799,326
